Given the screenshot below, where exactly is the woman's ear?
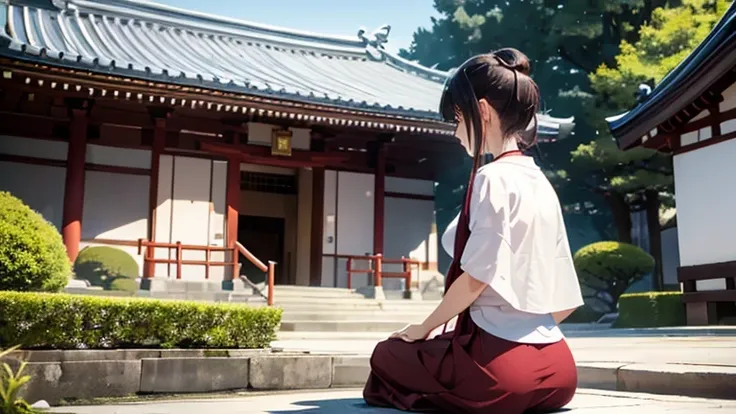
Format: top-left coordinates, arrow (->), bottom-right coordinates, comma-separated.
478,99 -> 492,123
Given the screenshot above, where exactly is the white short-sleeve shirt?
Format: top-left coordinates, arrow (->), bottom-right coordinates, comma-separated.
441,156 -> 584,344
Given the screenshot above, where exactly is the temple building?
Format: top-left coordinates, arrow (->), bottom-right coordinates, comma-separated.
607,2 -> 736,324
0,0 -> 574,296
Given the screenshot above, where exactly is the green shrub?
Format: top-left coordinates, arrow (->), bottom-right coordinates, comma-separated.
107,277 -> 139,294
74,246 -> 139,289
0,292 -> 282,349
574,241 -> 655,312
614,291 -> 685,328
0,191 -> 70,292
0,345 -> 37,414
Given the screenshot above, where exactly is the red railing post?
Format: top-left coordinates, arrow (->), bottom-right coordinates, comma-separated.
175,241 -> 182,279
267,261 -> 276,306
375,254 -> 383,288
231,246 -> 239,281
204,246 -> 210,280
402,257 -> 411,291
346,257 -> 352,289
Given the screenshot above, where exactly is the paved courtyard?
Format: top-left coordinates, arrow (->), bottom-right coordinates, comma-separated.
48,389 -> 736,413
273,329 -> 736,366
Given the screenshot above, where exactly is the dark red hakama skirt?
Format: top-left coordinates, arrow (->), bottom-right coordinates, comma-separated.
363,323 -> 577,413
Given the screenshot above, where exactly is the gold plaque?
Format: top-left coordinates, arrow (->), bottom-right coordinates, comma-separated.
271,129 -> 293,156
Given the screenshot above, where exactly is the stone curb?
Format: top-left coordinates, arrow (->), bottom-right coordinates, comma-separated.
7,350 -> 735,404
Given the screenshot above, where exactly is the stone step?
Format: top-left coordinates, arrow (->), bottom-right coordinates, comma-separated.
281,310 -> 430,322
279,320 -> 410,332
275,302 -> 441,312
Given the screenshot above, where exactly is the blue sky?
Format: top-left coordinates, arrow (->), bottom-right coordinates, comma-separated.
153,0 -> 439,53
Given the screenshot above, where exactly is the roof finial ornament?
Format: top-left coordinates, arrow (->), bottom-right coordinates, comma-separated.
635,83 -> 653,104
357,24 -> 391,49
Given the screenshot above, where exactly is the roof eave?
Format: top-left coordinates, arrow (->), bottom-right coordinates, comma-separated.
607,3 -> 736,150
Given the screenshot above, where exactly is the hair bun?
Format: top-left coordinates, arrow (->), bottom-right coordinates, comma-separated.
493,48 -> 531,76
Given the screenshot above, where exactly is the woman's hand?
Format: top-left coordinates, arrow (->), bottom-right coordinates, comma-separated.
390,323 -> 431,343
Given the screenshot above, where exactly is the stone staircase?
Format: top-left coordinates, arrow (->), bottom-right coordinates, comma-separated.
273,286 -> 441,333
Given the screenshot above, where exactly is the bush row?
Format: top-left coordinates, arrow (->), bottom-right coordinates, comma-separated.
614,291 -> 685,328
0,292 -> 282,349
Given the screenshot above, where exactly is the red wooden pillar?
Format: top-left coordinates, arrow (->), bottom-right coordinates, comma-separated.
226,156 -> 241,249
144,116 -> 167,278
62,108 -> 88,263
373,145 -> 386,287
309,167 -> 325,286
226,156 -> 241,281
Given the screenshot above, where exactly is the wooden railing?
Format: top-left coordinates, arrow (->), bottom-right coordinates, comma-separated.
137,239 -> 276,306
678,260 -> 736,325
138,239 -> 237,280
346,254 -> 421,291
235,241 -> 276,306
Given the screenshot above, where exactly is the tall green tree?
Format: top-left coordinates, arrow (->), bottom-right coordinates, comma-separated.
411,0 -> 731,284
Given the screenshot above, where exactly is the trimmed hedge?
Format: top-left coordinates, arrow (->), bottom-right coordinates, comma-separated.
74,246 -> 139,290
614,291 -> 685,328
0,292 -> 282,349
0,191 -> 70,292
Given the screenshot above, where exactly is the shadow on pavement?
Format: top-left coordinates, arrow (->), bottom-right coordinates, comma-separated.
267,397 -> 573,413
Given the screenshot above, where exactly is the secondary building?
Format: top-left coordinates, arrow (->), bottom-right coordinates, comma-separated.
607,2 -> 736,324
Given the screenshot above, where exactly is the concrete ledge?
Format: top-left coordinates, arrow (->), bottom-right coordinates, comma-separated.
617,363 -> 736,400
7,349 -> 736,405
249,355 -> 332,390
140,358 -> 249,393
20,360 -> 141,404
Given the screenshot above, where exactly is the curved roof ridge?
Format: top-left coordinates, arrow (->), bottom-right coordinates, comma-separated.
381,50 -> 448,83
66,0 -> 370,55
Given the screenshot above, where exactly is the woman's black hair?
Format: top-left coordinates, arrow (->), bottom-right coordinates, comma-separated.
439,48 -> 540,169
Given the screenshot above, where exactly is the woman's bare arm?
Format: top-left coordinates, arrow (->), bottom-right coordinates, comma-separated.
552,308 -> 578,324
420,272 -> 487,333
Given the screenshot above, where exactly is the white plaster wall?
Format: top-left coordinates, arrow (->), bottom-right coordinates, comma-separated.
85,144 -> 151,169
0,136 -> 68,160
81,171 -> 149,242
169,156 -> 213,280
333,171 -> 374,288
386,176 -> 434,196
383,197 -> 435,290
295,168 -> 313,286
153,155 -> 174,277
673,139 -> 736,291
322,170 -> 338,255
0,161 -> 66,229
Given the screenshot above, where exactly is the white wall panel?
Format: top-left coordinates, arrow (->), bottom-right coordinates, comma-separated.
81,171 -> 149,242
86,144 -> 151,169
0,136 -> 67,160
673,139 -> 736,291
0,162 -> 66,229
170,157 -> 212,280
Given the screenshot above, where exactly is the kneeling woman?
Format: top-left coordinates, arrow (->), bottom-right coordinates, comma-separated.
363,48 -> 585,414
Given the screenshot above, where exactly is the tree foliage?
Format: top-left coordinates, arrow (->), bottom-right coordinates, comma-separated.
409,0 -> 731,246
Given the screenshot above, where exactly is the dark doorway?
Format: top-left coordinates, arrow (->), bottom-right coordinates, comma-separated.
238,215 -> 286,285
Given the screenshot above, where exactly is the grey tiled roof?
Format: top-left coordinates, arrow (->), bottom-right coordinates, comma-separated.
0,0 -> 574,137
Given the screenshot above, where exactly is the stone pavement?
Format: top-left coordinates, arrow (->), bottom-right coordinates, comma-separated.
47,389 -> 736,413
273,328 -> 736,366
